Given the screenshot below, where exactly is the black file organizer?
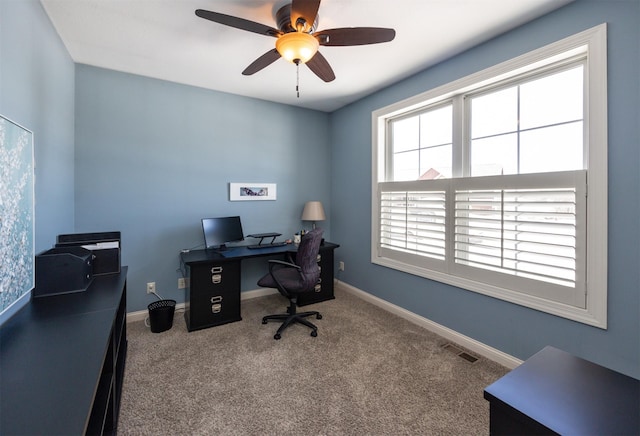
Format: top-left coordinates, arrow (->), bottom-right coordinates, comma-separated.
34,246 -> 93,297
56,231 -> 121,275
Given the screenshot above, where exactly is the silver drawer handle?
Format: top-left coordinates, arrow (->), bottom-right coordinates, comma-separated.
211,296 -> 223,303
211,266 -> 223,274
212,274 -> 222,284
211,303 -> 222,313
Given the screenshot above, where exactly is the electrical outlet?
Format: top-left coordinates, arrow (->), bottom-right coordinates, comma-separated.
146,282 -> 156,294
339,261 -> 345,271
177,278 -> 186,289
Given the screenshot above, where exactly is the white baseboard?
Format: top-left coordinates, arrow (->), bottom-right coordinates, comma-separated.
337,281 -> 523,369
126,288 -> 278,323
241,287 -> 278,300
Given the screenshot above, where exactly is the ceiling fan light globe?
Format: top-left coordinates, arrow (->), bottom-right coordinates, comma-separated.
276,32 -> 319,64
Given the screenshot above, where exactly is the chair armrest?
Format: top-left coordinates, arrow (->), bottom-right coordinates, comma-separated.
267,259 -> 300,274
265,260 -> 302,295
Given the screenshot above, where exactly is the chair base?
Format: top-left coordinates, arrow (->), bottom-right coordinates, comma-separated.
262,304 -> 322,340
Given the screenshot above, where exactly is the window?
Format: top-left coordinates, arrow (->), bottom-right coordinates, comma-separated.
390,104 -> 453,180
469,65 -> 584,176
372,25 -> 607,327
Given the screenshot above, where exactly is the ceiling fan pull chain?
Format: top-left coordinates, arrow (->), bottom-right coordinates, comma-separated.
296,60 -> 300,98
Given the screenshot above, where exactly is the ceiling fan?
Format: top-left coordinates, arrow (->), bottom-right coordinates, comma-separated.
195,0 -> 396,83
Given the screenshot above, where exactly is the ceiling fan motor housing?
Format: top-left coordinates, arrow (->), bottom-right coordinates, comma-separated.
276,4 -> 318,33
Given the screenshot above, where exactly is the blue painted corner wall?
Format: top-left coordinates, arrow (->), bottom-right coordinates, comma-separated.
73,65 -> 331,312
1,0 -> 638,378
330,0 -> 639,378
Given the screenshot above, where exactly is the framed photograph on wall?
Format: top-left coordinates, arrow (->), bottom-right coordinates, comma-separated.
0,114 -> 35,315
229,183 -> 277,201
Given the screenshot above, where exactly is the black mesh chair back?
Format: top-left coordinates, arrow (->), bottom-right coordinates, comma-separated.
257,228 -> 324,339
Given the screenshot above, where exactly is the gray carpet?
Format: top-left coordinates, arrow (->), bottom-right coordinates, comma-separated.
118,285 -> 508,435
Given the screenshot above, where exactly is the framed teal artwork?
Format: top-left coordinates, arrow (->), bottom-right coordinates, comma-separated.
0,114 -> 35,315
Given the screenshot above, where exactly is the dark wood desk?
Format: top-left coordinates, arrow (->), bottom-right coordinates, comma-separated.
484,346 -> 640,435
0,268 -> 128,435
180,242 -> 339,331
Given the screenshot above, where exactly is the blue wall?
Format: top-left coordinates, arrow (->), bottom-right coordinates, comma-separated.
2,0 -> 638,379
330,0 -> 639,378
0,0 -> 75,321
74,66 -> 331,312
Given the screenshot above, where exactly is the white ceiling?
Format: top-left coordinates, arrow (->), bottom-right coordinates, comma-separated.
40,0 -> 572,112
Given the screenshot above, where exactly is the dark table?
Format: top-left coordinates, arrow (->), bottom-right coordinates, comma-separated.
484,345 -> 639,435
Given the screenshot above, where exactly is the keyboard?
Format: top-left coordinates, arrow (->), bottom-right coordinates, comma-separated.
247,242 -> 287,249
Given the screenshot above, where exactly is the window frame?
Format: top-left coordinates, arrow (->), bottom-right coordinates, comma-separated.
371,24 -> 607,328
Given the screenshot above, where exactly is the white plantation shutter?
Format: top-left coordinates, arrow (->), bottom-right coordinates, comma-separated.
380,190 -> 446,258
452,171 -> 587,307
377,171 -> 587,307
378,181 -> 448,271
454,189 -> 577,285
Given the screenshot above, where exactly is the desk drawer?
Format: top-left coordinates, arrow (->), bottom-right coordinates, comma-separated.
193,264 -> 236,291
298,247 -> 335,306
184,261 -> 241,331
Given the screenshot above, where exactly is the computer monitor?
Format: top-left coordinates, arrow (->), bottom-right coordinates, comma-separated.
201,216 -> 244,250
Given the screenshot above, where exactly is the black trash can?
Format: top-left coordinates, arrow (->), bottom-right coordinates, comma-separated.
147,299 -> 176,333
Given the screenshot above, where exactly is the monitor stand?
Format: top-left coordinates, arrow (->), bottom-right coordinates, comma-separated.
206,244 -> 228,252
245,233 -> 286,249
246,233 -> 281,245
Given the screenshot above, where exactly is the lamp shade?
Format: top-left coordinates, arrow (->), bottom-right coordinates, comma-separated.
276,32 -> 319,64
301,201 -> 326,222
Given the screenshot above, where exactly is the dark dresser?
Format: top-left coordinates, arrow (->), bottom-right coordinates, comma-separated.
0,268 -> 128,435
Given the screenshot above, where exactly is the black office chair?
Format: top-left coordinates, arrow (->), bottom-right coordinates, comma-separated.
258,228 -> 324,340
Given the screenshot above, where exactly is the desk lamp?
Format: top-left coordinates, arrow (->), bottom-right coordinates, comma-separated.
301,201 -> 326,230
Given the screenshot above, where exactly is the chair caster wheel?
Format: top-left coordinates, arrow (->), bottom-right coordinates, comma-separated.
311,330 -> 317,337
274,333 -> 281,340
316,314 -> 323,320
262,319 -> 268,324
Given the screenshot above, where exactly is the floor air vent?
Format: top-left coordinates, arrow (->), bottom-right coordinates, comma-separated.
458,352 -> 479,363
442,343 -> 479,363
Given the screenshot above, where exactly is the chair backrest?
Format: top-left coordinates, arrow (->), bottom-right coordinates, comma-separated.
296,228 -> 324,288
